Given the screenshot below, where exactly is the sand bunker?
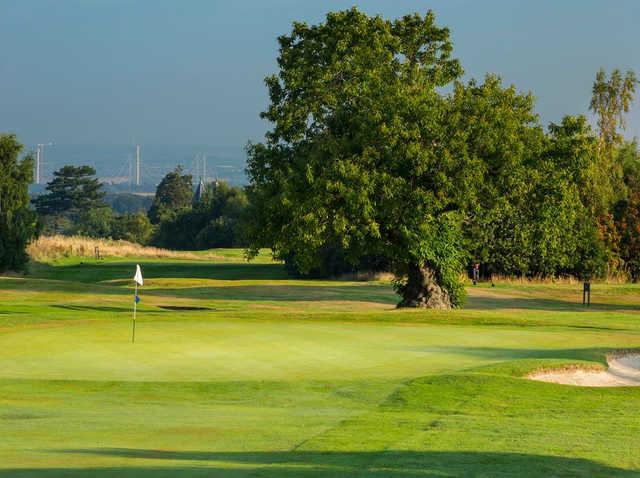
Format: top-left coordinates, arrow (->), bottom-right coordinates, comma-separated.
528,354 -> 640,387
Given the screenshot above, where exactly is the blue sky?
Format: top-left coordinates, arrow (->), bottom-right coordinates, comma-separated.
1,0 -> 639,149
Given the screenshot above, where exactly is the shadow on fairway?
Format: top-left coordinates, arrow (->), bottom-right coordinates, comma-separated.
145,284 -> 397,304
19,449 -> 637,477
30,262 -> 290,283
466,295 -> 640,312
0,277 -> 131,296
0,274 -> 397,305
52,304 -> 132,313
405,346 -> 624,361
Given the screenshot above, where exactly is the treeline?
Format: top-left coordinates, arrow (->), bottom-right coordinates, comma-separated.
26,164 -> 247,251
2,8 -> 640,302
248,78 -> 640,282
240,8 -> 640,309
147,167 -> 247,249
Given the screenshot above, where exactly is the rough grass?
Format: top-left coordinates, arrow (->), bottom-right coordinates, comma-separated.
1,253 -> 640,476
27,235 -> 276,263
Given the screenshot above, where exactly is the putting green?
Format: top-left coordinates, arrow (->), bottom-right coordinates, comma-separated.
1,318 -> 624,381
2,256 -> 640,476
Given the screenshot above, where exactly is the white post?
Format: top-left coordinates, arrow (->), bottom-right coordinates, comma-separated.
132,282 -> 138,343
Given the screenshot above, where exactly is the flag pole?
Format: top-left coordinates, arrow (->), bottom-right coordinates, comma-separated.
131,264 -> 143,343
132,282 -> 137,343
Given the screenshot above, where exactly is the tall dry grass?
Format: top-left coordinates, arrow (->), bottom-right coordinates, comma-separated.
478,273 -> 629,285
28,235 -> 225,262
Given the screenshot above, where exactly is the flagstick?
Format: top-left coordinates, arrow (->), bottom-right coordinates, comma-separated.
132,282 -> 137,343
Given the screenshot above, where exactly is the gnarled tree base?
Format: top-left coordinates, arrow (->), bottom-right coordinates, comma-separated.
397,263 -> 452,310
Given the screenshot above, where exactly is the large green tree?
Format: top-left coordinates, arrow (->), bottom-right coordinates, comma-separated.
455,82 -> 603,279
33,165 -> 105,218
246,9 -> 473,308
451,75 -> 544,276
590,68 -> 637,154
111,213 -> 154,244
588,69 -> 638,271
147,167 -> 193,224
0,134 -> 38,272
589,68 -> 637,209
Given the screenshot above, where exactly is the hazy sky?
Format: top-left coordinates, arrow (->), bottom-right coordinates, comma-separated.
1,0 -> 639,149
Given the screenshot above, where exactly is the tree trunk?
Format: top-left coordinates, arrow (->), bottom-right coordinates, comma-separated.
397,262 -> 452,309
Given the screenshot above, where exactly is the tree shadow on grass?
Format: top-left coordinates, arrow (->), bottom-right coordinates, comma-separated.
465,295 -> 640,312
0,275 -> 396,305
0,277 -> 131,296
145,284 -> 397,304
22,449 -> 638,477
29,262 -> 291,283
403,346 -> 640,363
52,305 -> 132,313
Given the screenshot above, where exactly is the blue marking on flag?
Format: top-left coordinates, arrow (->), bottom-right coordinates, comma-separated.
135,295 -> 141,304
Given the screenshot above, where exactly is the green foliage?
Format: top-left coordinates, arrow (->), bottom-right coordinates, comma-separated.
452,75 -> 544,276
543,116 -> 608,278
573,214 -> 607,281
0,134 -> 38,272
461,112 -> 607,280
152,181 -> 247,250
245,11 -> 622,293
73,206 -> 114,238
33,165 -> 105,218
246,10 -> 622,302
536,117 -> 607,278
546,116 -> 604,214
618,139 -> 640,191
590,68 -> 637,152
588,68 -> 638,220
615,191 -> 640,280
147,167 -> 193,224
392,214 -> 467,307
104,193 -> 153,214
247,8 -> 469,306
282,245 -> 389,279
111,213 -> 154,244
37,214 -> 74,236
615,141 -> 640,279
44,204 -> 153,245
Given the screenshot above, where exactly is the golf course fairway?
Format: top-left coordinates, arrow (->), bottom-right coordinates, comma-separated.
1,254 -> 640,477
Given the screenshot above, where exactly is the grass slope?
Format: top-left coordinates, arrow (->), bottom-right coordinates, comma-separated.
1,253 -> 640,476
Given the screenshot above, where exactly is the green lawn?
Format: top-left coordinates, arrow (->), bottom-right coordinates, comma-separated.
1,254 -> 640,476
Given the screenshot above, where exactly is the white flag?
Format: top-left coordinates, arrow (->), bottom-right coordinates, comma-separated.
133,264 -> 144,286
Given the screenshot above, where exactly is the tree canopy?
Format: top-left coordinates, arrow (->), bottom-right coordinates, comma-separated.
590,68 -> 637,154
0,134 -> 38,272
147,167 -> 193,224
247,9 -> 475,308
152,180 -> 248,250
246,8 -> 621,307
33,165 -> 105,218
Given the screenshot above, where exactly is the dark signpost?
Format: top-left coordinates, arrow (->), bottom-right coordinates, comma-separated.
582,281 -> 591,307
472,263 -> 480,285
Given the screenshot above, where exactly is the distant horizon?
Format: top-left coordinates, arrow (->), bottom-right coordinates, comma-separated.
24,143 -> 249,188
2,0 -> 639,151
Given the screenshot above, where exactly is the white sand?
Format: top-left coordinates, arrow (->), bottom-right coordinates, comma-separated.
528,354 -> 640,387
